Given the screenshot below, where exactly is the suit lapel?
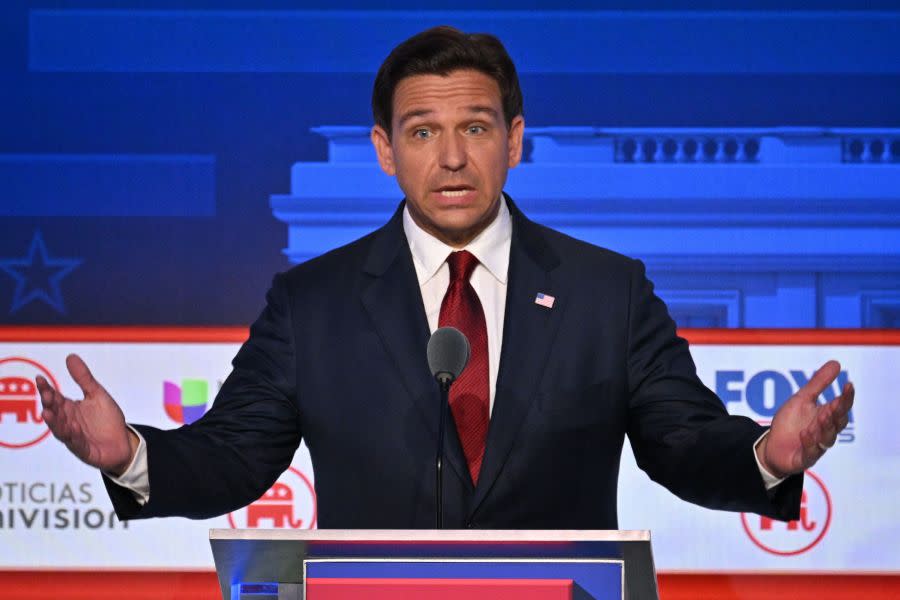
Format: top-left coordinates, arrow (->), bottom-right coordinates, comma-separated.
360,203 -> 471,489
470,200 -> 566,515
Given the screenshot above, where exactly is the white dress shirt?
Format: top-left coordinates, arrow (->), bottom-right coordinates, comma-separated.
109,196 -> 783,505
403,197 -> 511,413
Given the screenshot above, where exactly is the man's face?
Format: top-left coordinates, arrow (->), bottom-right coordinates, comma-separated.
371,69 -> 524,248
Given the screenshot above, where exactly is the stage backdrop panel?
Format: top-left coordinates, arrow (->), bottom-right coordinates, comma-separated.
0,331 -> 896,572
3,6 -> 899,329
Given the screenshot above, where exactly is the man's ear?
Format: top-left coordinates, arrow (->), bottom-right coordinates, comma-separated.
371,125 -> 396,176
507,115 -> 525,169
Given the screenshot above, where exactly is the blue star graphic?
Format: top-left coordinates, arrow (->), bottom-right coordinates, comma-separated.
0,230 -> 82,315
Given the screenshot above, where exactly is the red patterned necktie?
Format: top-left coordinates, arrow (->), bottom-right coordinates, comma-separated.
438,250 -> 490,486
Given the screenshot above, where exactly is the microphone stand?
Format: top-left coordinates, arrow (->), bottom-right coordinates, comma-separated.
427,326 -> 469,530
436,374 -> 451,529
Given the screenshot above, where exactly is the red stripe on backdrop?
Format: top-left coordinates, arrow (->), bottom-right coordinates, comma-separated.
0,326 -> 898,344
0,571 -> 897,599
657,573 -> 900,600
0,326 -> 250,343
0,570 -> 221,600
680,328 -> 900,345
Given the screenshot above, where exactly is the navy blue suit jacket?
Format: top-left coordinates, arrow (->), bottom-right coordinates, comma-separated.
107,198 -> 801,528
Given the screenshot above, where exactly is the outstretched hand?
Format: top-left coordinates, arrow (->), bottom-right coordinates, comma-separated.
757,360 -> 854,479
36,354 -> 138,476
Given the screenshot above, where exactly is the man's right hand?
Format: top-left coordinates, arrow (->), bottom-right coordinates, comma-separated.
35,353 -> 138,477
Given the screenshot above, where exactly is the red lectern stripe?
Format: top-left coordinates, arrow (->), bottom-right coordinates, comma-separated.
306,577 -> 573,600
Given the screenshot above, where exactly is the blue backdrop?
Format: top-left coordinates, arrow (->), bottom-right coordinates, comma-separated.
1,1 -> 898,328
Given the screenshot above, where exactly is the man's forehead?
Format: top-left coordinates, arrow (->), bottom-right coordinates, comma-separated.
393,70 -> 502,119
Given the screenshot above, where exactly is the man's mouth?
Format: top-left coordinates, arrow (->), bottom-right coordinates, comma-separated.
436,186 -> 474,198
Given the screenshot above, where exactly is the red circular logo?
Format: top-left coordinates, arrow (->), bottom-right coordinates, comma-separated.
0,357 -> 57,449
741,470 -> 832,556
227,466 -> 317,529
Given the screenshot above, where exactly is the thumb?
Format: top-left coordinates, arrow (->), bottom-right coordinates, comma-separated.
799,360 -> 841,403
65,353 -> 102,397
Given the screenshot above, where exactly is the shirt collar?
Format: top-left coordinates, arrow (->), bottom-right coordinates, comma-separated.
403,195 -> 512,286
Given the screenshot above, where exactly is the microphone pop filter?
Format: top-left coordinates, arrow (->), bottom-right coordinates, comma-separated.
427,327 -> 470,385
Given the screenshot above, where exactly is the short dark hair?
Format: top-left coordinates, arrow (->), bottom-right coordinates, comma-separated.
372,26 -> 523,134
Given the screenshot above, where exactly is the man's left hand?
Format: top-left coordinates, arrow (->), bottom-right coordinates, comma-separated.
756,360 -> 855,479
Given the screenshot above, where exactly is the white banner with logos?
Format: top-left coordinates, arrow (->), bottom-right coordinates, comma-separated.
0,341 -> 897,571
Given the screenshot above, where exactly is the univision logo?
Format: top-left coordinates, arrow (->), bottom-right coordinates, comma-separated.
163,379 -> 208,424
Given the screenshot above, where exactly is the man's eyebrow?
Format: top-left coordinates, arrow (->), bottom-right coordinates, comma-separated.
397,109 -> 433,128
396,105 -> 501,128
466,105 -> 500,119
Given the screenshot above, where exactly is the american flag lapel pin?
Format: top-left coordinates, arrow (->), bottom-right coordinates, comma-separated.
534,292 -> 555,308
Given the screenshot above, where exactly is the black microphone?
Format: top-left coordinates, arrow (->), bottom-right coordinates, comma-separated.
427,326 -> 470,389
426,327 -> 469,529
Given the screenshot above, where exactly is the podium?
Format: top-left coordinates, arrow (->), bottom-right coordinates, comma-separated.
209,529 -> 658,600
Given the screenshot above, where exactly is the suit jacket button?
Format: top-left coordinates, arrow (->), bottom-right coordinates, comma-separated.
466,521 -> 475,528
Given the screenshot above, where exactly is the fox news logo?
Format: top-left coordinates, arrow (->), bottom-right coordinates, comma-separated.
715,369 -> 855,443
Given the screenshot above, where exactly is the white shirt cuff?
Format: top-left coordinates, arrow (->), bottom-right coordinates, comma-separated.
754,430 -> 787,491
103,425 -> 150,505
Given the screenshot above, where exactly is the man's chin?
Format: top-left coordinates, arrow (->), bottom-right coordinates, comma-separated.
429,217 -> 493,247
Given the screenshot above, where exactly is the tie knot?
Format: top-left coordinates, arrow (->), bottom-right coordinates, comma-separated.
446,250 -> 479,283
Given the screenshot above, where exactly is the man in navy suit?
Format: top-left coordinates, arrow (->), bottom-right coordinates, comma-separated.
36,26 -> 854,529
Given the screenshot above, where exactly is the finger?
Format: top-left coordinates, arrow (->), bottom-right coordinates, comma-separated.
800,424 -> 817,450
818,403 -> 837,432
66,420 -> 90,459
800,395 -> 837,445
41,401 -> 69,435
815,408 -> 839,448
820,382 -> 854,432
42,408 -> 62,433
36,377 -> 65,428
833,382 -> 855,417
35,375 -> 60,410
798,360 -> 841,404
834,412 -> 850,432
797,428 -> 817,470
46,409 -> 74,444
819,385 -> 854,449
66,354 -> 101,397
800,426 -> 825,468
52,395 -> 82,444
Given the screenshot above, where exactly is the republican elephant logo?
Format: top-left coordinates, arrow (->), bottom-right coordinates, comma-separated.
246,483 -> 305,528
0,357 -> 55,449
0,377 -> 44,424
228,466 -> 317,530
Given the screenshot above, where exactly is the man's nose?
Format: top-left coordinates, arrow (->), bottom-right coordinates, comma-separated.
439,131 -> 467,171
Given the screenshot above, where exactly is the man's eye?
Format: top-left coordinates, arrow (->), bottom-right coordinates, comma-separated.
467,125 -> 486,134
413,129 -> 431,139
